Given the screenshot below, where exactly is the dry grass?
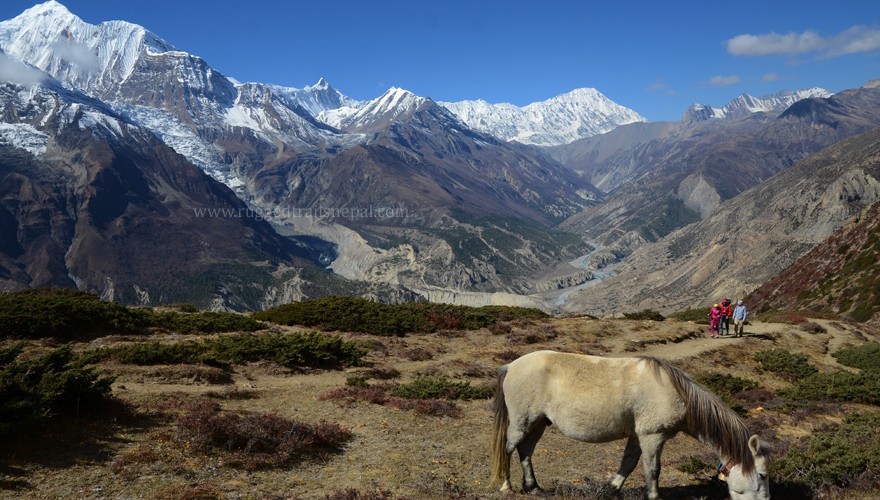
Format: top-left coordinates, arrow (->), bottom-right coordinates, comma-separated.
2,317 -> 879,499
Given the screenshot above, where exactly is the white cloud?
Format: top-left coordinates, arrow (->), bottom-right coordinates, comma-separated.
51,39 -> 100,72
0,53 -> 46,86
727,25 -> 880,58
828,26 -> 880,56
709,75 -> 741,86
727,31 -> 824,56
762,72 -> 780,82
644,78 -> 675,95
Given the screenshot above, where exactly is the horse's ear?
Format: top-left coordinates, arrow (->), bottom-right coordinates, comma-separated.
748,434 -> 762,455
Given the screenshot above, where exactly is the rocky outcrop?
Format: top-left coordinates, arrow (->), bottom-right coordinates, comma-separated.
531,271 -> 593,293
677,174 -> 722,218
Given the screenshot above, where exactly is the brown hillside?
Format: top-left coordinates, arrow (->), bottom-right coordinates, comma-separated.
749,201 -> 880,323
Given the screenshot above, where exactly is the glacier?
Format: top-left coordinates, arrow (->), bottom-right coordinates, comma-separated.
0,122 -> 48,156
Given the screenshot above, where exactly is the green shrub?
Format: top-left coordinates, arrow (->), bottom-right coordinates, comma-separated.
677,456 -> 715,476
81,332 -> 367,370
254,297 -> 425,335
253,296 -> 547,336
696,372 -> 757,416
0,288 -> 150,339
147,310 -> 265,334
749,347 -> 880,406
833,343 -> 880,372
623,309 -> 665,321
0,345 -> 113,440
83,341 -> 209,367
220,332 -> 366,369
848,304 -> 876,323
390,376 -> 493,400
782,371 -> 880,405
345,375 -> 371,388
0,342 -> 24,366
754,349 -> 818,378
0,288 -> 267,340
163,303 -> 199,313
697,372 -> 757,397
774,412 -> 880,489
667,308 -> 710,324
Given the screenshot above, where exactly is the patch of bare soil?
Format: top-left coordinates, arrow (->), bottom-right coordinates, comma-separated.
2,317 -> 879,499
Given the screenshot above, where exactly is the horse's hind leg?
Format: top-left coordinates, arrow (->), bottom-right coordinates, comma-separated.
611,434 -> 642,490
510,420 -> 547,493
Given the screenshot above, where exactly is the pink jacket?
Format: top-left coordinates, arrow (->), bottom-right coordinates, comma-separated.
709,307 -> 722,322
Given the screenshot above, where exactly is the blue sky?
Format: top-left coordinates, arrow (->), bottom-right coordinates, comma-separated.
2,0 -> 879,121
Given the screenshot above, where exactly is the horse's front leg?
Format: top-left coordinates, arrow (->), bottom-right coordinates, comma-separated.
611,434 -> 642,490
638,433 -> 667,500
516,423 -> 547,493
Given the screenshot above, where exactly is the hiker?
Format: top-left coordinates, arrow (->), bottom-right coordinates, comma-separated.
733,299 -> 748,337
719,298 -> 733,335
708,303 -> 722,338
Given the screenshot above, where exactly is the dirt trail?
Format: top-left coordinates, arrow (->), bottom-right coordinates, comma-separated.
636,319 -> 862,362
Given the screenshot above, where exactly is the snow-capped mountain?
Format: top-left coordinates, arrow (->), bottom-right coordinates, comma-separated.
0,1 -> 347,189
319,87 -> 435,133
683,88 -> 833,123
0,1 -> 177,95
439,88 -> 647,147
0,68 -> 327,305
0,65 -> 132,152
269,78 -> 364,118
0,2 -> 359,130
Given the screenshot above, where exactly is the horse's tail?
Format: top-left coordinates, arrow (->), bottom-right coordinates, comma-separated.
639,356 -> 755,475
490,366 -> 510,487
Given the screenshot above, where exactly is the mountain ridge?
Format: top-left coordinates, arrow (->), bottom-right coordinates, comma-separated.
681,88 -> 832,124
2,1 -> 877,315
0,1 -> 600,306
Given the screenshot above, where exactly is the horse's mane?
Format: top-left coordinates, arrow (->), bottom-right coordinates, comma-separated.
637,356 -> 755,474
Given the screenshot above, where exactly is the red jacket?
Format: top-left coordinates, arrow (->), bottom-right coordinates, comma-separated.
720,304 -> 733,317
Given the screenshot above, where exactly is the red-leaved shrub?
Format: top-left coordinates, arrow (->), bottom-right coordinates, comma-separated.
174,399 -> 352,469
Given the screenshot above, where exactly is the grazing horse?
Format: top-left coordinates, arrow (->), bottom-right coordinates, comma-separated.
490,350 -> 771,499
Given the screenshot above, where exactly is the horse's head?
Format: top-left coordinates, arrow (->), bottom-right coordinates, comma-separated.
725,435 -> 771,500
